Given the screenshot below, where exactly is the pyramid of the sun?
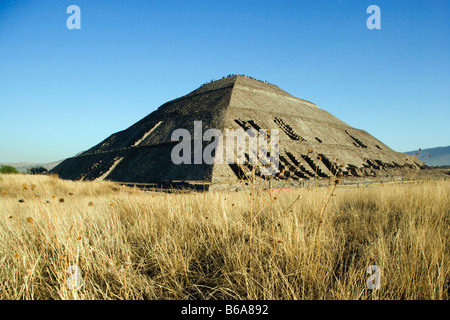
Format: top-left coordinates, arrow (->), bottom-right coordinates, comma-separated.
51,75 -> 426,189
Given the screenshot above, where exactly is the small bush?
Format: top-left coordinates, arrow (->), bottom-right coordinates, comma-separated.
27,166 -> 48,175
0,165 -> 19,174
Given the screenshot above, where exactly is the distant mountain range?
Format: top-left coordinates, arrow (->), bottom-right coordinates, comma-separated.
0,152 -> 84,173
0,160 -> 63,173
405,146 -> 450,167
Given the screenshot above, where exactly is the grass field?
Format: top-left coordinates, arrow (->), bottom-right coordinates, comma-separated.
0,173 -> 448,300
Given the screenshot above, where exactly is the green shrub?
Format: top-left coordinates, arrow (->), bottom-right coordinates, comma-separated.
27,166 -> 49,174
0,165 -> 19,174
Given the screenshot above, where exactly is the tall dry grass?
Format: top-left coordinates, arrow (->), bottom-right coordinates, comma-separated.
0,173 -> 448,299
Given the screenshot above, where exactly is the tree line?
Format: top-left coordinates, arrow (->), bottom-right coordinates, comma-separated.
0,165 -> 48,174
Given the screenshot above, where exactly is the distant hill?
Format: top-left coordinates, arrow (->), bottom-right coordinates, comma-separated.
1,151 -> 84,173
0,160 -> 63,173
405,146 -> 450,167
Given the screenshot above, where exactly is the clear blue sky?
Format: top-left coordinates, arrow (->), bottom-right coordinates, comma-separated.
0,0 -> 449,163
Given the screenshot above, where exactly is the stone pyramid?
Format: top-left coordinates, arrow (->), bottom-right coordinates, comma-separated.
51,75 -> 426,190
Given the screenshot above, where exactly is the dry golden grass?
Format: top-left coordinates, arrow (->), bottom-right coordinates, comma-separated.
0,173 -> 448,300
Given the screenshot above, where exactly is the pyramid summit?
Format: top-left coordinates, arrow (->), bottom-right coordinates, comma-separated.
51,75 -> 427,190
